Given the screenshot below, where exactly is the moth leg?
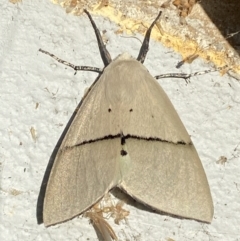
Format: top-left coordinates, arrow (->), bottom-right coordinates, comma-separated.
137,11 -> 162,63
155,65 -> 228,82
39,48 -> 102,74
84,9 -> 112,67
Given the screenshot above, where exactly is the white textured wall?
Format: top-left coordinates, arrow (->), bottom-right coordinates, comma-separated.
1,1 -> 240,240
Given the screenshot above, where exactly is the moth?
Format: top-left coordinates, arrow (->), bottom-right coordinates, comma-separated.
37,10 -> 213,228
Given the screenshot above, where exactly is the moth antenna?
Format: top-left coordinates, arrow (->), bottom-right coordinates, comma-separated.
84,9 -> 112,67
137,11 -> 162,63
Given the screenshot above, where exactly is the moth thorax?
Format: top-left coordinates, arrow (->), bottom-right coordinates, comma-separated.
104,60 -> 141,106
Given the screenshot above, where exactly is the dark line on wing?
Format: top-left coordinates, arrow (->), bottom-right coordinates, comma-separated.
63,134 -> 191,150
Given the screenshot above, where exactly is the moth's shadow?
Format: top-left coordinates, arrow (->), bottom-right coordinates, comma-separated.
36,109 -> 76,224
110,187 -> 184,221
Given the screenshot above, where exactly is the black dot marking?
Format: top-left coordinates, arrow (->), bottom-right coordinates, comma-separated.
108,108 -> 111,112
152,115 -> 154,118
129,109 -> 133,112
121,150 -> 128,156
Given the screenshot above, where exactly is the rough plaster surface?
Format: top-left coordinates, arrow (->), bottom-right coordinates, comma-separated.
1,1 -> 240,240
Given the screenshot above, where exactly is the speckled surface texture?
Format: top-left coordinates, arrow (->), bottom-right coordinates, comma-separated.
1,1 -> 240,240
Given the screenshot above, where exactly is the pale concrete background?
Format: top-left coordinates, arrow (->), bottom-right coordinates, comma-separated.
1,1 -> 240,240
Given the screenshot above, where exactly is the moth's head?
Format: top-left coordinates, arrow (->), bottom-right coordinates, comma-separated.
113,53 -> 134,62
